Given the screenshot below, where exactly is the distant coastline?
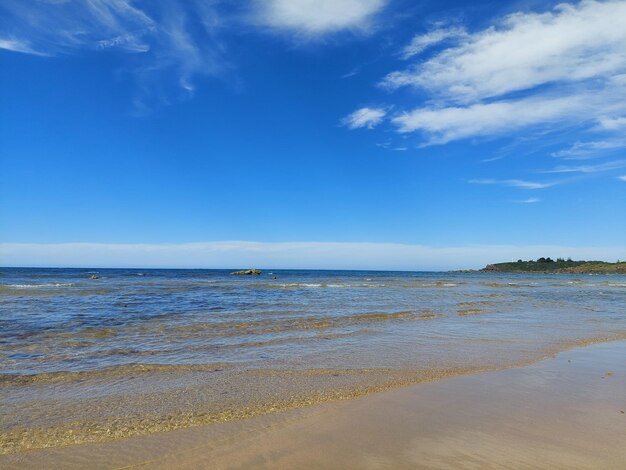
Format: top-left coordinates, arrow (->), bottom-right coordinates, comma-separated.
462,258 -> 626,274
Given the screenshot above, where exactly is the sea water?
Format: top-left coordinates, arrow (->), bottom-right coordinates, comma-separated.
1,267 -> 625,452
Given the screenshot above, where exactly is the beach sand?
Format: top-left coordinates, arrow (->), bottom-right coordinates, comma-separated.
2,340 -> 625,469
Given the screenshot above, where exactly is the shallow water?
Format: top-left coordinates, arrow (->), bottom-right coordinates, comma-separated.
1,267 -> 625,452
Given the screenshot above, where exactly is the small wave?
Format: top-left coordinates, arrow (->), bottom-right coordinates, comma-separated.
0,362 -> 233,386
457,301 -> 494,309
273,283 -> 348,289
457,308 -> 486,316
405,282 -> 459,288
165,309 -> 443,338
483,282 -> 532,288
271,282 -> 389,289
79,328 -> 117,339
279,283 -> 326,288
1,283 -> 76,289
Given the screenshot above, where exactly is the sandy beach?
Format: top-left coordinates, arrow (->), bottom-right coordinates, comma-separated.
3,339 -> 625,469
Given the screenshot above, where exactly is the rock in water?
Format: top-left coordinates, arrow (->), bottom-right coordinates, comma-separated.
230,269 -> 261,276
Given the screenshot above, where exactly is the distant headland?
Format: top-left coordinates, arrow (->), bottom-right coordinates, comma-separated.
473,258 -> 626,274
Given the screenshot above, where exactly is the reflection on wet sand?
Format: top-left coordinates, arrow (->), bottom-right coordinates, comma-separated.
2,340 -> 625,469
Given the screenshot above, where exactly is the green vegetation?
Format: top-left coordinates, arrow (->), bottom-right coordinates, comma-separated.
480,258 -> 626,274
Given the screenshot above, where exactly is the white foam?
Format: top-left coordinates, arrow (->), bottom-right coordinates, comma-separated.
277,283 -> 351,288
2,283 -> 76,288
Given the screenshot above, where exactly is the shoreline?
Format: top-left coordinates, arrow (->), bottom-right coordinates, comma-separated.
2,337 -> 626,468
3,333 -> 626,455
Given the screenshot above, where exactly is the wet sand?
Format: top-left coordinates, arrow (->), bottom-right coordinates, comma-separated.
2,340 -> 625,469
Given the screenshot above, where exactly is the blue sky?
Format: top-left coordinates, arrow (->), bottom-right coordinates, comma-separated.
1,0 -> 625,269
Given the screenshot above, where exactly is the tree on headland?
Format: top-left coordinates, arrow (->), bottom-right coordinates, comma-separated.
480,258 -> 626,273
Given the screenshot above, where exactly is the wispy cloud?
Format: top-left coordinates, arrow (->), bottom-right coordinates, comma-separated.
2,241 -> 624,270
469,179 -> 556,189
401,26 -> 467,59
252,0 -> 388,36
0,0 -> 228,111
391,93 -> 599,144
0,0 -> 155,55
598,116 -> 626,130
347,0 -> 626,151
516,198 -> 541,204
544,159 -> 626,174
382,1 -> 626,102
0,38 -> 47,56
552,138 -> 626,159
618,175 -> 626,181
340,68 -> 360,79
342,107 -> 387,129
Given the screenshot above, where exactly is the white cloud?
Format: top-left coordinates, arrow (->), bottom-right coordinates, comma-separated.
0,0 -> 227,111
0,0 -> 155,55
391,93 -> 597,144
517,198 -> 541,203
2,241 -> 624,271
253,0 -> 387,35
383,1 -> 626,102
0,38 -> 47,56
544,159 -> 626,173
340,68 -> 360,79
597,116 -> 626,130
552,138 -> 626,159
401,26 -> 467,59
618,175 -> 626,181
342,107 -> 386,129
345,0 -> 626,151
469,179 -> 556,189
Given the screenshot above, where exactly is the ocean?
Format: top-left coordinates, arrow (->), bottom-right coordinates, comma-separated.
1,267 -> 625,453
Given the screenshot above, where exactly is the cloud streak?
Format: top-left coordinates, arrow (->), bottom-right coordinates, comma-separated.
2,241 -> 624,271
0,0 -> 155,55
551,138 -> 626,159
400,26 -> 467,59
342,107 -> 386,129
0,38 -> 47,56
391,92 -> 601,144
0,0 -> 228,111
544,159 -> 626,174
469,179 -> 556,189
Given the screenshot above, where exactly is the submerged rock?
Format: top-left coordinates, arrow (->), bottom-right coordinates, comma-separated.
230,269 -> 261,276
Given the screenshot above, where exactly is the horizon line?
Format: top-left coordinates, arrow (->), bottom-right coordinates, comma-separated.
2,241 -> 625,271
